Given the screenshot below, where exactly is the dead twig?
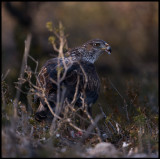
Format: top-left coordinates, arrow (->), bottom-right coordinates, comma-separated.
108,77 -> 130,122
14,33 -> 32,119
1,69 -> 10,81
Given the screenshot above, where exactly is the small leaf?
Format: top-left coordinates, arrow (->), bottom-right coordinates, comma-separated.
48,36 -> 55,44
46,21 -> 53,32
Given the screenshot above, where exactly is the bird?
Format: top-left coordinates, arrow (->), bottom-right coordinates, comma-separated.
34,39 -> 111,121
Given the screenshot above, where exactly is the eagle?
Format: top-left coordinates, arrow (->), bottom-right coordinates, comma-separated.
35,39 -> 111,121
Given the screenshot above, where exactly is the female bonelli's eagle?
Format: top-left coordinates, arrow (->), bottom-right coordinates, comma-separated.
35,39 -> 111,121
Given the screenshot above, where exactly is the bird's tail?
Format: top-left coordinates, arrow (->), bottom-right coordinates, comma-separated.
35,102 -> 48,121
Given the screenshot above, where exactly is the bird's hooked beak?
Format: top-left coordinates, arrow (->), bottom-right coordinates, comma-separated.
102,43 -> 112,55
105,43 -> 112,55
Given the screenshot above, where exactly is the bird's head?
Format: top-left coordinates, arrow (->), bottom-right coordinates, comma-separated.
83,39 -> 112,56
69,39 -> 111,63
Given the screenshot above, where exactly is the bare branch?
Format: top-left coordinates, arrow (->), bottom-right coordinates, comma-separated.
71,75 -> 80,105
1,69 -> 10,81
14,33 -> 32,119
28,55 -> 39,74
81,114 -> 103,143
52,43 -> 59,52
108,77 -> 130,122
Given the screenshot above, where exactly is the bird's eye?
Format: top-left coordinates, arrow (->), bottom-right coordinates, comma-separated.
94,43 -> 101,47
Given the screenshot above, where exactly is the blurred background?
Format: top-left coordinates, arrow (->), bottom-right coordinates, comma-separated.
2,2 -> 158,114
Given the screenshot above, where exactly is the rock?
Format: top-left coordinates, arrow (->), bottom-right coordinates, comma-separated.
131,153 -> 158,158
86,142 -> 119,157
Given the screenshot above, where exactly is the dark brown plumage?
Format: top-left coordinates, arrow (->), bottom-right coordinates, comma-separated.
35,39 -> 111,121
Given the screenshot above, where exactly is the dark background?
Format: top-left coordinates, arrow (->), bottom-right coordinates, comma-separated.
2,2 -> 158,115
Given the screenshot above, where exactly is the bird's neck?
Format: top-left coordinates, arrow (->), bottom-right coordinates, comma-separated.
68,48 -> 101,64
69,55 -> 95,64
